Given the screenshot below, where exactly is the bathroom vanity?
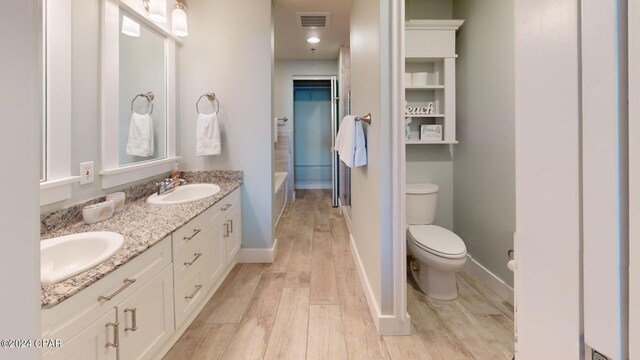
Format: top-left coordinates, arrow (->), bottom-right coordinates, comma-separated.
40,172 -> 242,360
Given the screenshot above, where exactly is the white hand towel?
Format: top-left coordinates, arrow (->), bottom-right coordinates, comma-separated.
354,120 -> 367,167
334,115 -> 367,168
126,112 -> 154,157
197,112 -> 221,156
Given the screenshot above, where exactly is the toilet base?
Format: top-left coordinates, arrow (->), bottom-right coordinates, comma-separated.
410,260 -> 459,300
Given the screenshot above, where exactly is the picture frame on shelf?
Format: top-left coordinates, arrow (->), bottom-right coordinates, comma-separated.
420,124 -> 443,141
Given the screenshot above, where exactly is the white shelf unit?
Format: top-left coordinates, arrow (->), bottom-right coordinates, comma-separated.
406,140 -> 459,145
404,20 -> 464,144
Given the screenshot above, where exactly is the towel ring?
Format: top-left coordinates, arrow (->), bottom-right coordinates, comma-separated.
196,92 -> 220,114
131,92 -> 154,115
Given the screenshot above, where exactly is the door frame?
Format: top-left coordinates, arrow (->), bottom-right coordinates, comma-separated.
291,75 -> 338,195
629,1 -> 639,358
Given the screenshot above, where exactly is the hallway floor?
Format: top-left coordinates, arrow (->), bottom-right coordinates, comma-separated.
164,190 -> 514,360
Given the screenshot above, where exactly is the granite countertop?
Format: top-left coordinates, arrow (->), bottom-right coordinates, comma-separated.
40,171 -> 242,309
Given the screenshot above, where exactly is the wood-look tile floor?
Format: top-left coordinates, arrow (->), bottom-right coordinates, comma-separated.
164,190 -> 514,360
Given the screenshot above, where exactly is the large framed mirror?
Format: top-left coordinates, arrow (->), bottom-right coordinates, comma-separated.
118,11 -> 167,166
40,0 -> 82,206
100,0 -> 179,189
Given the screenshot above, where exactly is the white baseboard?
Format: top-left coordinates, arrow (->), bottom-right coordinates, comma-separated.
295,180 -> 331,190
340,203 -> 353,233
348,234 -> 411,335
237,239 -> 278,263
465,254 -> 514,306
348,233 -> 382,333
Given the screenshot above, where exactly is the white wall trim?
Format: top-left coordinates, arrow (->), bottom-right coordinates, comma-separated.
465,254 -> 514,306
389,0 -> 410,336
41,0 -> 74,205
237,239 -> 278,263
99,156 -> 180,189
40,176 -> 81,206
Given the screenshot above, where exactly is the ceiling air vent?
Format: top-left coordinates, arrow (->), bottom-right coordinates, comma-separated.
296,12 -> 331,28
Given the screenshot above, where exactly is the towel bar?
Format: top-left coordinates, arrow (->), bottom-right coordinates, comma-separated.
356,113 -> 372,124
196,92 -> 220,114
277,117 -> 288,126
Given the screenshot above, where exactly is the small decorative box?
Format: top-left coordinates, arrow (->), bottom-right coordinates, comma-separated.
420,125 -> 443,141
82,200 -> 115,224
106,192 -> 126,213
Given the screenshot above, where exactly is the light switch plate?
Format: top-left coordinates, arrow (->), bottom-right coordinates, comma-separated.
80,162 -> 94,185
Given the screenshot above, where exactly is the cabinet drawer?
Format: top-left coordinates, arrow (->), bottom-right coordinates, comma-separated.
174,269 -> 208,328
173,229 -> 212,285
42,238 -> 172,343
173,203 -> 223,257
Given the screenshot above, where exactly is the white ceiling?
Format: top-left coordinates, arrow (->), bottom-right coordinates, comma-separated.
274,0 -> 353,60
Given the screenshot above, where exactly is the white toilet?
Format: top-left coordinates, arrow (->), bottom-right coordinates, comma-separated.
406,183 -> 467,300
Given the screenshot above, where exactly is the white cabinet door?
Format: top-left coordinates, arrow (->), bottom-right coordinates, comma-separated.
42,309 -> 117,360
204,215 -> 227,285
118,266 -> 174,360
224,203 -> 242,262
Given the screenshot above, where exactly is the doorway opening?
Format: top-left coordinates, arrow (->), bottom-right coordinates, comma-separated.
292,77 -> 340,207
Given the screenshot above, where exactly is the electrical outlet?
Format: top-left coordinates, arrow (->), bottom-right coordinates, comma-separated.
80,162 -> 94,185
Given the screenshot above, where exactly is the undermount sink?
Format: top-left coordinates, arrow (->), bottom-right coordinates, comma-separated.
147,183 -> 221,205
41,232 -> 124,285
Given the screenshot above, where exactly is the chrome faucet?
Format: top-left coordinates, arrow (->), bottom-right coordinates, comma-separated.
156,177 -> 187,196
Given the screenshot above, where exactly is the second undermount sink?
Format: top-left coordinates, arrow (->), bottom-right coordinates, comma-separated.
41,232 -> 124,285
147,183 -> 221,205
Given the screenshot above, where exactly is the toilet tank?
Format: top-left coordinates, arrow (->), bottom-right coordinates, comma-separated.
406,183 -> 439,225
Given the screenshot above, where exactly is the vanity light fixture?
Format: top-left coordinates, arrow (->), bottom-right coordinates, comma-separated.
121,15 -> 141,37
307,37 -> 320,44
143,0 -> 167,23
172,1 -> 188,37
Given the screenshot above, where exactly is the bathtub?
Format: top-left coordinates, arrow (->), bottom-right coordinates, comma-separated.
273,172 -> 288,227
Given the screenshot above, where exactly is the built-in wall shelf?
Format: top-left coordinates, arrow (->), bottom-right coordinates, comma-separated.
404,19 -> 464,144
404,114 -> 445,118
406,85 -> 445,90
405,140 -> 459,145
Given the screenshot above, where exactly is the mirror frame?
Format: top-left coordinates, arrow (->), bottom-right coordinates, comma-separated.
40,0 -> 82,206
100,0 -> 180,189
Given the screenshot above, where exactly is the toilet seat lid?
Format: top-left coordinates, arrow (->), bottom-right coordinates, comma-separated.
408,225 -> 466,258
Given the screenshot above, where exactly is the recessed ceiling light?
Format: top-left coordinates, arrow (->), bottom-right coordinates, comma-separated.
307,37 -> 320,44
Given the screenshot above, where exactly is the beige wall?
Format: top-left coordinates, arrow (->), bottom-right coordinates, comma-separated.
452,0 -> 515,286
350,0 -> 383,309
0,0 -> 41,356
406,0 -> 452,20
178,0 -> 274,249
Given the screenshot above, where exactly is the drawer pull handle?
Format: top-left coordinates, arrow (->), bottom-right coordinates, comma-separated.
185,284 -> 203,300
98,278 -> 136,302
229,219 -> 234,233
105,322 -> 119,348
183,228 -> 201,241
124,308 -> 137,332
224,223 -> 229,237
184,253 -> 202,266
221,203 -> 232,211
